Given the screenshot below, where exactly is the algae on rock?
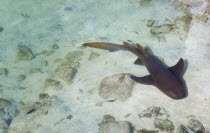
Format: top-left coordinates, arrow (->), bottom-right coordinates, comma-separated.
178,119 -> 205,133
171,1 -> 191,16
0,98 -> 11,110
0,27 -> 3,32
139,106 -> 169,118
140,0 -> 152,6
88,51 -> 100,60
51,44 -> 59,49
0,68 -> 8,76
150,24 -> 174,35
64,51 -> 84,62
29,68 -> 42,74
195,15 -> 208,23
147,20 -> 155,27
98,115 -> 133,133
44,79 -> 61,88
39,93 -> 50,101
54,62 -> 77,84
137,129 -> 159,133
174,15 -> 192,32
154,118 -> 174,132
17,45 -> 35,61
0,119 -> 9,133
16,75 -> 26,81
187,119 -> 205,132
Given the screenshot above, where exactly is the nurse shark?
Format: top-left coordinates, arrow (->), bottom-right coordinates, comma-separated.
83,42 -> 187,99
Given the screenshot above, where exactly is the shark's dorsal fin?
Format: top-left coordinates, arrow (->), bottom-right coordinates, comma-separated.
134,58 -> 143,65
169,58 -> 184,77
130,75 -> 154,85
123,41 -> 135,49
136,43 -> 147,57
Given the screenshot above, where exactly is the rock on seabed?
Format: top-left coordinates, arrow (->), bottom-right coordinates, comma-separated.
54,62 -> 77,84
150,24 -> 174,35
17,45 -> 35,61
99,73 -> 134,101
154,118 -> 174,132
98,115 -> 133,133
140,0 -> 152,6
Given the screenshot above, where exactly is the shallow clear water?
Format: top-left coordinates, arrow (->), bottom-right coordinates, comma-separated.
0,0 -> 210,133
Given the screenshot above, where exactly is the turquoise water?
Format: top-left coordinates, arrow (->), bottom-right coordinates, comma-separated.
0,0 -> 210,133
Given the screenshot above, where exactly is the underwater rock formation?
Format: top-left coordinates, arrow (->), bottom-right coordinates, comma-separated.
54,62 -> 78,84
138,106 -> 169,118
17,45 -> 35,61
146,20 -> 155,27
0,98 -> 11,110
0,27 -> 3,32
39,93 -> 50,101
195,15 -> 208,23
0,119 -> 8,133
99,73 -> 134,101
88,51 -> 100,61
176,0 -> 203,7
178,119 -> 205,133
207,3 -> 210,15
0,68 -> 8,77
53,51 -> 82,85
45,79 -> 60,88
150,24 -> 174,35
29,68 -> 42,74
16,75 -> 26,81
98,115 -> 133,133
44,79 -> 63,90
172,0 -> 194,40
0,85 -> 3,93
64,51 -> 84,62
51,44 -> 59,49
187,119 -> 205,132
172,1 -> 191,16
0,98 -> 19,133
137,129 -> 159,133
8,101 -> 51,133
139,0 -> 152,6
154,118 -> 174,132
174,15 -> 192,32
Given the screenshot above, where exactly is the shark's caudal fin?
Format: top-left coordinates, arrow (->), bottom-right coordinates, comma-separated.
83,42 -> 127,52
83,42 -> 144,60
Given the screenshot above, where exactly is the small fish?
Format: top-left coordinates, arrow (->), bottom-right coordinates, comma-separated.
83,42 -> 187,99
26,108 -> 36,114
106,99 -> 116,102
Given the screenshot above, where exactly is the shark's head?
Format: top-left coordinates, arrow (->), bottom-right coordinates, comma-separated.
165,82 -> 187,100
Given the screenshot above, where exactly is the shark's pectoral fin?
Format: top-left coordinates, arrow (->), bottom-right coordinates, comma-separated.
134,58 -> 143,65
169,58 -> 184,77
130,75 -> 155,85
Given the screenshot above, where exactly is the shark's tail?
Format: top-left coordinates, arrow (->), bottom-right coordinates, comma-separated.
83,42 -> 147,63
83,42 -> 127,52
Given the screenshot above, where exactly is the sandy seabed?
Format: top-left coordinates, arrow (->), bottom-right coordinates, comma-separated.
0,0 -> 210,133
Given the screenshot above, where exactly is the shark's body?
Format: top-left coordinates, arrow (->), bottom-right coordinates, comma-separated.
83,42 -> 187,99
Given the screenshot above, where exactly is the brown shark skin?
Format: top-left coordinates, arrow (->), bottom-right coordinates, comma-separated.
135,53 -> 186,99
83,42 -> 187,99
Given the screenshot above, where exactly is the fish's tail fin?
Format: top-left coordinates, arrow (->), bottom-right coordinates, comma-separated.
83,42 -> 127,52
83,42 -> 146,61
